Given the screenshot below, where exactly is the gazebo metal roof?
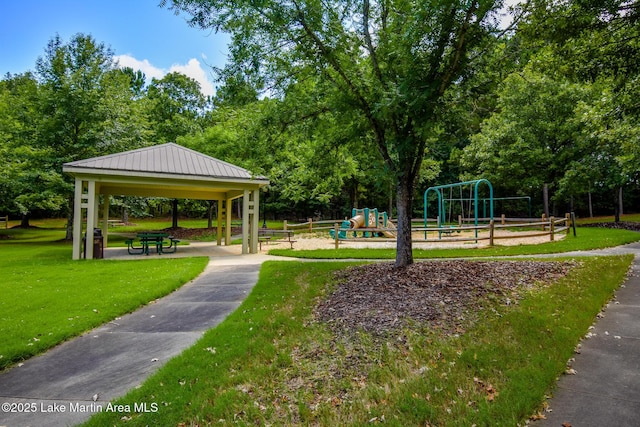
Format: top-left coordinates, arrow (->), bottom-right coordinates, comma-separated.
63,143 -> 269,200
64,142 -> 265,181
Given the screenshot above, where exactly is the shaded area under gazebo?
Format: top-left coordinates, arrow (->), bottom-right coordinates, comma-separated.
63,143 -> 269,259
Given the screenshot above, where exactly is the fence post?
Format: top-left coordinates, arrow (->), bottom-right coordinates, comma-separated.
501,214 -> 505,225
565,213 -> 571,235
489,219 -> 495,246
458,214 -> 462,227
541,214 -> 547,231
334,223 -> 339,249
308,218 -> 313,232
550,216 -> 555,241
283,220 -> 287,231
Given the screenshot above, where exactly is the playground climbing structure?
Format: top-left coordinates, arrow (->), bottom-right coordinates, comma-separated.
329,208 -> 397,239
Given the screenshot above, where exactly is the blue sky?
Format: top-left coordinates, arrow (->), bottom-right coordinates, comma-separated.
0,0 -> 230,95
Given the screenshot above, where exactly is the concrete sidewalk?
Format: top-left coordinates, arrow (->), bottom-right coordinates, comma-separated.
536,249 -> 640,426
0,254 -> 275,427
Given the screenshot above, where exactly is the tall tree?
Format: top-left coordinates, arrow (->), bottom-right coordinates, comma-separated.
36,34 -> 115,154
459,68 -> 594,212
164,0 -> 504,266
147,71 -> 210,142
519,0 -> 640,213
0,72 -> 53,226
34,33 -> 150,238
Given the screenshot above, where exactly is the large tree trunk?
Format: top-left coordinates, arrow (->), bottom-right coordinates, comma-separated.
543,184 -> 550,219
350,178 -> 359,209
65,197 -> 73,240
208,200 -> 214,229
618,186 -> 624,217
614,187 -> 620,223
395,178 -> 414,268
122,207 -> 129,224
21,213 -> 31,228
389,182 -> 393,217
172,199 -> 179,228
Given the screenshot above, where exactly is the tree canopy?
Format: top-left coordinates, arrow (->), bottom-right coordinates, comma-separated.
2,1 -> 639,250
163,0 -> 507,266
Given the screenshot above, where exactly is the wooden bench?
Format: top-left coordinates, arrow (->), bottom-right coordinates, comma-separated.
258,235 -> 271,250
258,229 -> 296,249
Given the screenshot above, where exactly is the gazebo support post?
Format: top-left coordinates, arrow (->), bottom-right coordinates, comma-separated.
102,194 -> 110,248
225,198 -> 232,246
85,180 -> 96,260
216,199 -> 224,246
72,179 -> 97,260
72,178 -> 84,260
241,189 -> 260,254
242,190 -> 250,254
251,189 -> 259,253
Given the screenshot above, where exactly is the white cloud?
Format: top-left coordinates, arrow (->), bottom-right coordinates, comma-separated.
169,58 -> 215,97
114,54 -> 215,97
114,54 -> 164,80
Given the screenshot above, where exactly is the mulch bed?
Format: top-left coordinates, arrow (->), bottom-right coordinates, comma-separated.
581,221 -> 640,232
316,260 -> 577,336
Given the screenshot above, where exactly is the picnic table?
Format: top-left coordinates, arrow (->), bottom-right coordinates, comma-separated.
125,232 -> 180,255
258,229 -> 296,249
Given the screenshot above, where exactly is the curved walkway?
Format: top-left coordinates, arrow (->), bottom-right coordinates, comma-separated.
0,252 -> 282,427
1,242 -> 639,426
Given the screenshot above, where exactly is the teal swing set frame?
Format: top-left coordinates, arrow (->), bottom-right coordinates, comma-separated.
423,179 -> 494,239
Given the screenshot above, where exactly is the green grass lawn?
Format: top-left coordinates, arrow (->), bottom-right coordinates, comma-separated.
83,255 -> 634,426
0,240 -> 208,370
268,226 -> 640,259
1,217 -> 638,425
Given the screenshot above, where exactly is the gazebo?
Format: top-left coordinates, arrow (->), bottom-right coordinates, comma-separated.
62,143 -> 270,260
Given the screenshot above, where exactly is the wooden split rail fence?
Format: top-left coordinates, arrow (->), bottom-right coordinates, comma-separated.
280,214 -> 575,250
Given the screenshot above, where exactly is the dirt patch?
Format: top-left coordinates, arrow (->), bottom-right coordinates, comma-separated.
316,260 -> 577,337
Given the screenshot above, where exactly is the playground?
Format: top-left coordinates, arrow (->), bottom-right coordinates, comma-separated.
274,179 -> 572,251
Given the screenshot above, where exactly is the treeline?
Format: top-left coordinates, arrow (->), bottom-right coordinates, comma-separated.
2,1 -> 639,228
0,34 -> 212,226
